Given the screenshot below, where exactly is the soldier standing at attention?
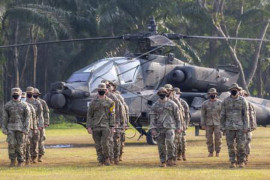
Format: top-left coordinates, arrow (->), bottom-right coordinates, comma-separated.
2,88 -> 30,167
87,83 -> 115,166
242,90 -> 257,164
174,87 -> 190,161
150,87 -> 182,167
200,88 -> 222,157
33,88 -> 50,162
220,83 -> 249,168
21,92 -> 38,165
26,86 -> 43,163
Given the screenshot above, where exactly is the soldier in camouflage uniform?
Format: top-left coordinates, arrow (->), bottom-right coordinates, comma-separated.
220,83 -> 249,168
33,88 -> 50,162
150,87 -> 182,167
101,80 -> 123,165
26,86 -> 43,163
201,88 -> 222,157
87,83 -> 115,166
21,92 -> 38,165
108,81 -> 129,162
2,88 -> 31,167
174,87 -> 190,161
242,90 -> 257,164
164,84 -> 184,163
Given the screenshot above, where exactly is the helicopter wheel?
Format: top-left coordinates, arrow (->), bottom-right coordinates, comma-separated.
146,131 -> 157,145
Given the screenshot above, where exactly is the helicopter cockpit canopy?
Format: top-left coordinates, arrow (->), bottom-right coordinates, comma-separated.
67,57 -> 141,93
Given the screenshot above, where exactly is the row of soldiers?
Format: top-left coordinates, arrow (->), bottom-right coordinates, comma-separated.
200,83 -> 256,168
2,87 -> 50,167
86,81 -> 129,166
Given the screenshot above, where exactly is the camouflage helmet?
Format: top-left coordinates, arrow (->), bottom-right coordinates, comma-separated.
11,88 -> 22,95
157,87 -> 168,94
26,86 -> 34,93
164,84 -> 173,91
33,88 -> 41,95
229,83 -> 241,91
98,83 -> 107,90
101,80 -> 109,84
173,87 -> 181,94
208,88 -> 218,94
21,92 -> 26,98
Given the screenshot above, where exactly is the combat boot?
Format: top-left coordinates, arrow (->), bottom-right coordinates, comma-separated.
38,155 -> 43,162
114,157 -> 120,165
98,162 -> 104,166
32,157 -> 37,164
208,153 -> 214,157
9,160 -> 16,167
167,159 -> 175,166
119,154 -> 123,161
17,161 -> 24,167
216,153 -> 219,157
177,154 -> 181,161
230,162 -> 237,168
245,155 -> 249,165
239,162 -> 245,168
25,159 -> 30,165
159,163 -> 166,168
104,158 -> 111,166
182,153 -> 187,161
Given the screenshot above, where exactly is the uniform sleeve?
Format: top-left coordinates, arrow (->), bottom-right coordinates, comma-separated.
242,99 -> 249,130
86,102 -> 94,128
220,101 -> 226,131
183,100 -> 190,127
42,101 -> 50,126
109,101 -> 115,127
173,104 -> 182,130
149,104 -> 157,129
37,102 -> 44,128
2,105 -> 8,133
23,105 -> 31,133
250,104 -> 257,130
31,106 -> 38,130
200,102 -> 206,126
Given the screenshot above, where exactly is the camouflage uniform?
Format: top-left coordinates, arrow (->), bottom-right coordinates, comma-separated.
220,84 -> 249,167
87,85 -> 115,164
26,87 -> 44,162
150,87 -> 181,166
2,88 -> 31,166
201,98 -> 222,155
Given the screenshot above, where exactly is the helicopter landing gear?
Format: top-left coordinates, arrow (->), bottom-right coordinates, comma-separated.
195,125 -> 200,136
146,131 -> 157,145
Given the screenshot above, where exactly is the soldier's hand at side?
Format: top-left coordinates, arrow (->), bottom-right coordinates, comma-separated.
34,129 -> 38,134
175,129 -> 182,134
44,124 -> 49,128
201,126 -> 206,130
38,127 -> 43,131
151,129 -> 157,136
2,130 -> 8,135
243,129 -> 248,133
87,128 -> 92,134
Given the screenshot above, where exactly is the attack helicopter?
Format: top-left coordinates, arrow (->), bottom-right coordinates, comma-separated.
1,18 -> 270,145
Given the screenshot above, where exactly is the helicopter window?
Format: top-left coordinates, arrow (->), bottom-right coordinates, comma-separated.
117,60 -> 140,84
90,63 -> 119,92
67,72 -> 90,83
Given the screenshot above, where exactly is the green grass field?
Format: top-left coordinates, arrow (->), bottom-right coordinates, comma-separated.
0,125 -> 270,180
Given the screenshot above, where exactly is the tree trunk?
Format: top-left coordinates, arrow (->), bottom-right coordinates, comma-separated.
14,20 -> 19,87
31,26 -> 39,87
257,58 -> 263,98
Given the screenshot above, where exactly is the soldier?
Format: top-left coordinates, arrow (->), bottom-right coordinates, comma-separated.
164,84 -> 184,162
220,83 -> 249,168
21,92 -> 38,165
108,81 -> 129,162
101,80 -> 123,165
2,88 -> 30,167
87,83 -> 115,166
200,88 -> 222,157
150,87 -> 182,167
174,87 -> 190,161
26,86 -> 43,163
33,88 -> 49,162
242,90 -> 257,164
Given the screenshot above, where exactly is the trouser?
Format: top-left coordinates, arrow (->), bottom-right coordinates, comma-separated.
156,128 -> 175,163
174,132 -> 182,158
23,133 -> 31,161
92,127 -> 111,163
30,129 -> 39,159
7,131 -> 24,162
120,131 -> 125,156
180,131 -> 187,154
38,128 -> 46,157
113,130 -> 121,159
245,132 -> 252,155
226,130 -> 246,164
206,125 -> 222,153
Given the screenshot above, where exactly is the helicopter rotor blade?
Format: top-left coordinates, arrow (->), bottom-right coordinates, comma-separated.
0,36 -> 123,49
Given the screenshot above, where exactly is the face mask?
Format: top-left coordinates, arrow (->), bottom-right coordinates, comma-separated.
175,94 -> 180,99
12,95 -> 20,100
98,91 -> 106,96
21,98 -> 26,102
33,95 -> 38,99
27,93 -> 33,98
210,95 -> 216,99
159,94 -> 166,100
231,90 -> 238,96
